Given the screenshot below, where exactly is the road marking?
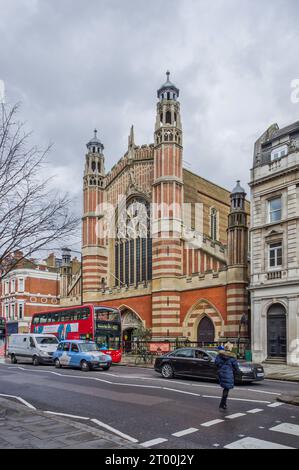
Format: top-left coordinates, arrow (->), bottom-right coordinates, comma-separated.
162,387 -> 201,397
202,395 -> 271,404
1,364 -> 287,397
224,437 -> 294,449
225,413 -> 246,420
172,428 -> 198,437
91,418 -> 138,443
0,393 -> 36,410
0,365 -> 280,404
140,438 -> 168,448
268,403 -> 284,408
201,419 -> 224,427
246,409 -> 263,414
270,423 -> 299,437
44,411 -> 90,420
265,378 -> 299,385
249,389 -> 281,396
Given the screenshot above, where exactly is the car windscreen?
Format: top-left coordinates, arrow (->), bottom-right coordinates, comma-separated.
205,350 -> 218,358
35,337 -> 59,345
79,343 -> 100,352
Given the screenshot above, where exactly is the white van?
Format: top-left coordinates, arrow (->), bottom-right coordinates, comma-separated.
8,334 -> 59,366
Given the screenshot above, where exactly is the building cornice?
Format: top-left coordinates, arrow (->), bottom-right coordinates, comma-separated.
249,163 -> 299,188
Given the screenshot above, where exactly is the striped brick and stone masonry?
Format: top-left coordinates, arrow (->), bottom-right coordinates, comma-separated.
151,72 -> 184,339
226,181 -> 249,339
82,131 -> 108,297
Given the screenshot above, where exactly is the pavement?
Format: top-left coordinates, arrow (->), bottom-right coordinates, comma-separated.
262,363 -> 299,382
0,397 -> 140,449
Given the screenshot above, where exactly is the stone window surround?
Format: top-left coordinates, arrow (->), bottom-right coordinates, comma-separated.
268,240 -> 283,271
268,196 -> 282,224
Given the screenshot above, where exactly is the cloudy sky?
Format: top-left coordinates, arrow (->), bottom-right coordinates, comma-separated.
1,0 -> 299,251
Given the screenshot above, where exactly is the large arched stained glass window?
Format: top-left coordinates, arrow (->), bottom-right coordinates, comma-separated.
115,197 -> 152,287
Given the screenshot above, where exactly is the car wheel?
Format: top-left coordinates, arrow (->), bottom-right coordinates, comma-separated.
11,355 -> 17,364
32,356 -> 40,366
161,363 -> 174,379
54,359 -> 61,369
81,360 -> 90,372
102,365 -> 110,371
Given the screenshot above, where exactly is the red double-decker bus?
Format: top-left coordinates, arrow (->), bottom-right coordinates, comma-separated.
0,317 -> 6,357
30,304 -> 122,363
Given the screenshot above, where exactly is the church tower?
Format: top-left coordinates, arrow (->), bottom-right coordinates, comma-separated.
226,181 -> 249,339
152,72 -> 183,339
60,248 -> 72,298
82,130 -> 107,300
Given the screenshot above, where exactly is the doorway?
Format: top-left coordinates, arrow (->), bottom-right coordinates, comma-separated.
197,316 -> 215,343
267,304 -> 287,358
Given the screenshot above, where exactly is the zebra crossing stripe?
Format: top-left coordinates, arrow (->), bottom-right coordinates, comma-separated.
141,438 -> 168,448
247,409 -> 264,414
201,419 -> 224,427
224,437 -> 294,449
225,413 -> 246,419
172,428 -> 198,437
268,402 -> 283,408
270,423 -> 299,437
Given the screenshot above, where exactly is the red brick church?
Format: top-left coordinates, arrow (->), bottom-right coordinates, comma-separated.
61,73 -> 250,344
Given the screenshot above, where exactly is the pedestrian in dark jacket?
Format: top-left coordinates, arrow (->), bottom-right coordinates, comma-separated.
215,343 -> 240,410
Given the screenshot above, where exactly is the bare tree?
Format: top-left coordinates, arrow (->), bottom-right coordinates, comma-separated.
0,102 -> 79,278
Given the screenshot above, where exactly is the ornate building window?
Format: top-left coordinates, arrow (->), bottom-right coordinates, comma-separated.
269,242 -> 282,269
210,208 -> 218,241
115,197 -> 152,287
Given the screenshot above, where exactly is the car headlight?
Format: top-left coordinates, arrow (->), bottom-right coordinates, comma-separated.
239,366 -> 252,373
40,350 -> 49,356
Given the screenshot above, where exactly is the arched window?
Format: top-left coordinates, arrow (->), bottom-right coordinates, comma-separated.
210,208 -> 217,241
166,111 -> 172,124
115,197 -> 152,287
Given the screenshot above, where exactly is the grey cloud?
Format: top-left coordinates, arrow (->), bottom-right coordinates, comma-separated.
1,0 -> 299,205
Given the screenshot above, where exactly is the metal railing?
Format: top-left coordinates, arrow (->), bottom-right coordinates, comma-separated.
122,340 -> 250,359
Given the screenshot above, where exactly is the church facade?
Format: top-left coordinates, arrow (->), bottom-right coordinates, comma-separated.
61,73 -> 250,344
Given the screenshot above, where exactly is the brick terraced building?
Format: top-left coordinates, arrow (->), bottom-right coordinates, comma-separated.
0,251 -> 60,332
62,73 -> 250,344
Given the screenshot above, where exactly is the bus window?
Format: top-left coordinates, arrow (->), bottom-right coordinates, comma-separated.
61,311 -> 70,322
32,315 -> 40,325
52,312 -> 60,323
79,308 -> 89,320
71,309 -> 79,321
47,313 -> 53,323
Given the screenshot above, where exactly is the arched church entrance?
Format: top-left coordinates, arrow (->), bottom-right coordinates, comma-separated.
182,299 -> 224,343
121,308 -> 143,352
267,303 -> 287,359
197,316 -> 215,343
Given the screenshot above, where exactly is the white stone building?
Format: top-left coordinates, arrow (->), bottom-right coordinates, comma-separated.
250,121 -> 299,366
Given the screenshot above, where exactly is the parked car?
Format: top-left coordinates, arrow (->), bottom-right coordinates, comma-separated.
154,348 -> 265,383
8,334 -> 59,366
53,340 -> 112,372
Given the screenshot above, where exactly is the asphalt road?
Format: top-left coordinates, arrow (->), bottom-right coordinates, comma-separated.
0,361 -> 298,449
